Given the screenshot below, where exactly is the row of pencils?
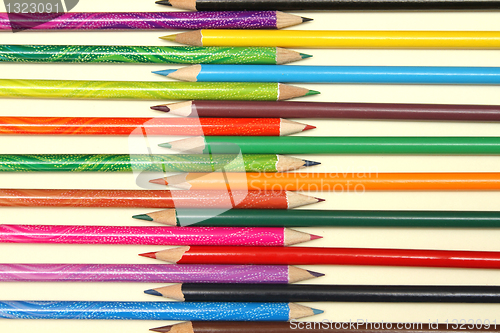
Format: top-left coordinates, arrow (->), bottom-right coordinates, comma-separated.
1,0 -> 500,331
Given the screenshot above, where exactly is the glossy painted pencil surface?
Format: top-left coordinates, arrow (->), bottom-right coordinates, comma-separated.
141,246 -> 500,269
156,172 -> 500,191
133,209 -> 500,228
0,225 -> 317,246
0,12 -> 305,30
158,0 -> 500,11
160,65 -> 500,85
160,136 -> 500,154
147,283 -> 500,303
0,189 -> 321,209
0,301 -> 321,320
0,264 -> 321,283
155,100 -> 500,121
0,117 -> 313,136
0,79 -> 315,101
0,154 -> 314,173
163,30 -> 500,49
0,45 -> 307,65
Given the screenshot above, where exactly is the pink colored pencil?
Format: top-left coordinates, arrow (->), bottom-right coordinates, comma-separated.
0,225 -> 319,246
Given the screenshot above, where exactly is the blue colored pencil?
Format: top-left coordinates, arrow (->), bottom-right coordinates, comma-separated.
0,301 -> 321,321
156,65 -> 500,84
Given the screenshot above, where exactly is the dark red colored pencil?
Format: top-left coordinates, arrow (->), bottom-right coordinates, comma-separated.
152,100 -> 500,121
140,246 -> 500,269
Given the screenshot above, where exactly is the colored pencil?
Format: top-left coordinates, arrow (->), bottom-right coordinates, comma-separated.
0,301 -> 322,320
162,30 -> 500,49
0,79 -> 317,101
0,154 -> 317,173
0,45 -> 310,65
158,65 -> 500,85
132,209 -> 500,228
0,264 -> 323,283
0,117 -> 314,136
150,321 -> 500,333
159,136 -> 500,155
0,189 -> 322,209
0,225 -> 320,246
152,100 -> 500,121
156,0 -> 500,11
0,12 -> 307,31
153,172 -> 500,191
146,283 -> 500,303
140,246 -> 500,269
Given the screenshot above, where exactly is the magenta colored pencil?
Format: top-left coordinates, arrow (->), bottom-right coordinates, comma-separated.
0,263 -> 321,283
0,225 -> 316,246
0,12 -> 304,31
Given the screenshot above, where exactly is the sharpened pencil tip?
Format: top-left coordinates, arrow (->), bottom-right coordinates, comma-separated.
153,69 -> 175,76
307,270 -> 325,278
301,17 -> 313,22
132,214 -> 153,221
160,34 -> 177,41
312,308 -> 324,315
139,251 -> 157,259
310,234 -> 323,240
150,326 -> 172,333
150,105 -> 169,112
303,124 -> 316,131
150,178 -> 168,185
304,160 -> 321,167
300,53 -> 313,59
159,143 -> 172,148
144,289 -> 163,297
305,90 -> 321,96
155,0 -> 172,6
316,197 -> 326,202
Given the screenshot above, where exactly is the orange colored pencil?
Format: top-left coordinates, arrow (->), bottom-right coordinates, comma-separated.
151,172 -> 500,191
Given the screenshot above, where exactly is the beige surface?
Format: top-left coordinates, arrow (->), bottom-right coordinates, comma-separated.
1,1 -> 500,331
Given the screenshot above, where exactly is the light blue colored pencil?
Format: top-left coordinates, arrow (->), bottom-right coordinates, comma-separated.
0,301 -> 322,320
155,64 -> 500,84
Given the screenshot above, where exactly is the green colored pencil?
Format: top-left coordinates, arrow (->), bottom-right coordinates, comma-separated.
133,209 -> 500,228
160,136 -> 500,154
0,79 -> 316,101
0,45 -> 309,65
0,154 -> 316,172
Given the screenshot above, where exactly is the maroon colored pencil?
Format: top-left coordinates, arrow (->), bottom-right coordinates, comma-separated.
151,100 -> 500,121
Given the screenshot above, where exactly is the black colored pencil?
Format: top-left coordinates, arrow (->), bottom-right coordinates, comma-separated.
145,283 -> 500,303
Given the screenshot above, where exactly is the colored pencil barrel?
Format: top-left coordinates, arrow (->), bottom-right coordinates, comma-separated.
163,30 -> 500,49
0,12 -> 304,30
158,0 -> 500,11
0,154 -> 312,173
148,283 -> 500,303
154,100 -> 500,121
150,321 -> 500,333
0,264 -> 320,283
142,246 -> 500,269
0,301 -> 321,320
133,209 -> 500,228
161,136 -> 500,155
0,189 -> 321,209
0,225 -> 317,246
158,172 -> 500,191
0,79 -> 314,101
0,45 -> 307,65
161,65 -> 500,84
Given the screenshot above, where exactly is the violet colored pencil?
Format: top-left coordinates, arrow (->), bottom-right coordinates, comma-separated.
0,225 -> 319,246
0,12 -> 306,31
0,264 -> 322,283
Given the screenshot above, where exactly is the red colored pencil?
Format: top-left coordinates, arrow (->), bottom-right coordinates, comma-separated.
0,189 -> 322,209
140,246 -> 500,269
0,117 -> 313,136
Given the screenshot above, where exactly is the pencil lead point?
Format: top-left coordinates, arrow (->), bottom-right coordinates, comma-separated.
160,34 -> 177,41
305,90 -> 321,96
150,326 -> 173,333
312,308 -> 324,315
300,53 -> 313,59
132,214 -> 153,221
144,289 -> 163,297
315,197 -> 326,202
139,251 -> 157,259
155,0 -> 172,6
301,17 -> 313,22
150,105 -> 169,112
307,270 -> 325,278
153,69 -> 175,76
159,143 -> 172,148
303,124 -> 316,131
310,234 -> 323,240
304,160 -> 321,167
150,178 -> 168,185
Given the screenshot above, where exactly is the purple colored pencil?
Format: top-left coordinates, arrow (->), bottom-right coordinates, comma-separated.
0,264 -> 322,283
0,12 -> 304,31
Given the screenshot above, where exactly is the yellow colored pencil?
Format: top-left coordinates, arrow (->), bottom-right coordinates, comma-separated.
162,30 -> 500,49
